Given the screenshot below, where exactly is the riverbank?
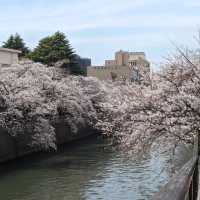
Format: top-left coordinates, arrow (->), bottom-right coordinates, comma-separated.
0,62 -> 100,163
0,62 -> 141,164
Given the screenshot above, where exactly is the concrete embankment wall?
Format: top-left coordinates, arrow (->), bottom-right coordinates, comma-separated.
0,128 -> 16,163
0,124 -> 95,163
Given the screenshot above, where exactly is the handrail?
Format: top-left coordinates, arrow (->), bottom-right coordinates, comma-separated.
153,157 -> 198,200
152,136 -> 199,200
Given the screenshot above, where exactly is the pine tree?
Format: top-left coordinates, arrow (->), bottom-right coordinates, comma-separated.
30,32 -> 83,75
2,33 -> 30,57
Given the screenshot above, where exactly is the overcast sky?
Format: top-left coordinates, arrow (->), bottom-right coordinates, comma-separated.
0,0 -> 199,67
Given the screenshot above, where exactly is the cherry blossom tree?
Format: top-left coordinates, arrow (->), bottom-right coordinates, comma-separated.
0,46 -> 199,154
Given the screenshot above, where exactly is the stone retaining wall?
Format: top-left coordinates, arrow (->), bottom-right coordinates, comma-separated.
0,124 -> 95,163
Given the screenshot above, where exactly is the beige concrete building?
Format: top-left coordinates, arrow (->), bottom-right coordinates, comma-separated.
105,60 -> 116,67
87,50 -> 150,84
0,48 -> 21,67
115,50 -> 129,66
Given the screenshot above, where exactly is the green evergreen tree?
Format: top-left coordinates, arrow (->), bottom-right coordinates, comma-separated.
2,33 -> 30,57
30,32 -> 83,75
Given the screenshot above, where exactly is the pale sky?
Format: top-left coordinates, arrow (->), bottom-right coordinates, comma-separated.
0,0 -> 199,67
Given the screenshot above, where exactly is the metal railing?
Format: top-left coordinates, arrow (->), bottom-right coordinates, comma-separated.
153,137 -> 200,200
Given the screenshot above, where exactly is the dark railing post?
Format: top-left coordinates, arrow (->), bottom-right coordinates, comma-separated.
193,163 -> 198,200
189,134 -> 199,200
189,179 -> 193,200
196,132 -> 200,199
192,134 -> 199,200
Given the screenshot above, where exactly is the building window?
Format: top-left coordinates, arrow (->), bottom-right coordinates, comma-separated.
129,61 -> 137,66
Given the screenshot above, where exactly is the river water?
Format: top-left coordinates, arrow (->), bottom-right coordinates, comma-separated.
0,135 -> 191,200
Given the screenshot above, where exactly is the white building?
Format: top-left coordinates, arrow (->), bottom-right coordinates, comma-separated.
0,48 -> 21,67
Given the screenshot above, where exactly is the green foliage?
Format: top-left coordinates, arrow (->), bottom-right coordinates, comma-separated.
30,32 -> 83,75
2,33 -> 30,57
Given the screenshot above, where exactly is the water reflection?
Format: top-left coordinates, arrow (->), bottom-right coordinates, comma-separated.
0,135 -> 191,200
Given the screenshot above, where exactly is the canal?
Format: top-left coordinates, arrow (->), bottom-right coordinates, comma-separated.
0,135 -> 191,200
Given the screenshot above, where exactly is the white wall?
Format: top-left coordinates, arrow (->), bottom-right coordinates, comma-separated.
0,51 -> 19,65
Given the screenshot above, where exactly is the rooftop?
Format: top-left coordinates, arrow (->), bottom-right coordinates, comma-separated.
0,48 -> 22,54
129,52 -> 145,56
